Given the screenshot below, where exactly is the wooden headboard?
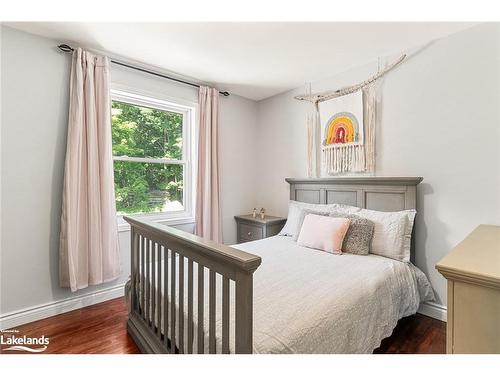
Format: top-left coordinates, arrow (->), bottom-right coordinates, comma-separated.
285,176 -> 423,211
286,177 -> 423,261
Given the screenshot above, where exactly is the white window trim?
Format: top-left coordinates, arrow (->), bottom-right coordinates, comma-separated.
110,88 -> 196,232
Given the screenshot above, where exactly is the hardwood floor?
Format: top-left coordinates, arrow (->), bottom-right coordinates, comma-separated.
3,298 -> 139,354
3,298 -> 445,354
374,313 -> 446,354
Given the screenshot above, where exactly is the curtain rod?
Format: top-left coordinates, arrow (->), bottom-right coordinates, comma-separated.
57,44 -> 230,97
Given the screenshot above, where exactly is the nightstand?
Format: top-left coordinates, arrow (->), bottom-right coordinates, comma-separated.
234,215 -> 287,244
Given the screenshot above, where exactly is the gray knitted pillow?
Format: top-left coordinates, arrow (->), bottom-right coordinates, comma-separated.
329,212 -> 374,255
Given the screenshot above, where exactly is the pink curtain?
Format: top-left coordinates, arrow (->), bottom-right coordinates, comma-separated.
59,48 -> 120,292
195,86 -> 222,243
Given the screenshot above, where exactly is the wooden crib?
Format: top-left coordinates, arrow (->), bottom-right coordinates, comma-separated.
124,216 -> 261,354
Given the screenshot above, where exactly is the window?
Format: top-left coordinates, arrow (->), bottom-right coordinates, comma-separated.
111,89 -> 195,226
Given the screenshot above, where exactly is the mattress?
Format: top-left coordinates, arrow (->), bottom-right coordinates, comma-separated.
141,235 -> 434,354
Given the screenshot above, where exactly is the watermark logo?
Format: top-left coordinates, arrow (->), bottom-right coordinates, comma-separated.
0,329 -> 49,353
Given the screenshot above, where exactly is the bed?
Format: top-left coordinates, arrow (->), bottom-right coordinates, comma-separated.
124,176 -> 433,354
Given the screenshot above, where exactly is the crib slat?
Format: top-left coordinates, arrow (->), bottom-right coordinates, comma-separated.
222,276 -> 230,354
151,240 -> 156,328
170,251 -> 176,352
130,230 -> 137,312
141,236 -> 145,319
197,264 -> 204,353
209,270 -> 216,354
187,259 -> 194,354
235,271 -> 254,353
163,246 -> 169,349
178,255 -> 185,353
135,233 -> 140,313
145,239 -> 151,325
156,243 -> 162,339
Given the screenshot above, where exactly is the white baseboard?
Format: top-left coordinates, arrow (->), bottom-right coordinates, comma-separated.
418,301 -> 447,322
0,283 -> 126,330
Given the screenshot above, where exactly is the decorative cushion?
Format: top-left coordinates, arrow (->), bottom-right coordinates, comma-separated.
279,200 -> 360,238
329,212 -> 374,255
297,214 -> 351,255
292,209 -> 330,240
355,208 -> 416,262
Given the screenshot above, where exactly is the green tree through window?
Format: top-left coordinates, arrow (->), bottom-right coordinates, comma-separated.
111,101 -> 184,214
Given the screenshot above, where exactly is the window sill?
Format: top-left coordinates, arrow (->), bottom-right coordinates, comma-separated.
117,215 -> 195,233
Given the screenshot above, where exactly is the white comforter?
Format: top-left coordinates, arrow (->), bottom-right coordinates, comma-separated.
236,236 -> 433,353
146,235 -> 434,354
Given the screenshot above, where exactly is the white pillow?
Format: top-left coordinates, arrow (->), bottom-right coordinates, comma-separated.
355,208 -> 416,262
278,200 -> 360,238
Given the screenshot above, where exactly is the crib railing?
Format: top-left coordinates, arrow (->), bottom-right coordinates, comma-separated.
124,216 -> 262,354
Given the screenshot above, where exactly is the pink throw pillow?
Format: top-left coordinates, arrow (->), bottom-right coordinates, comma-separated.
297,214 -> 351,254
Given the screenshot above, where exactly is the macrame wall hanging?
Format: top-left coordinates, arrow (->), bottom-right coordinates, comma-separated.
296,55 -> 406,177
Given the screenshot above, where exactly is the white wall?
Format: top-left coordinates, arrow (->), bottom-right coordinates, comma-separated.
0,26 -> 257,319
255,23 -> 500,306
219,94 -> 258,244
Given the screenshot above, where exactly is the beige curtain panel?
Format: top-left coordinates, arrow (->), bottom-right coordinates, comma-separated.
59,48 -> 121,292
195,86 -> 222,243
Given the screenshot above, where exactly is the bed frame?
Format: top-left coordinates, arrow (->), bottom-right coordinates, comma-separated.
124,176 -> 422,354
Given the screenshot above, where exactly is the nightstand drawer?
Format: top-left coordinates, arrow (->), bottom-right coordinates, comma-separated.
239,223 -> 263,242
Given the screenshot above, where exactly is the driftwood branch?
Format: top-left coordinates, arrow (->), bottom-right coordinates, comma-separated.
294,54 -> 406,103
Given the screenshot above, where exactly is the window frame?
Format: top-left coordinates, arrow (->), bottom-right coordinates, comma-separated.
110,88 -> 196,231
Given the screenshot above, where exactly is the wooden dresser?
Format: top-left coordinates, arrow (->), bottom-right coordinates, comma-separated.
436,225 -> 500,354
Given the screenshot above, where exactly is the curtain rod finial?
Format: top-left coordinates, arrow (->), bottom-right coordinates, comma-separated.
58,44 -> 74,53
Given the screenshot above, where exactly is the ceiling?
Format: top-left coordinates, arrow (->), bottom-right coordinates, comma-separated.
7,22 -> 476,101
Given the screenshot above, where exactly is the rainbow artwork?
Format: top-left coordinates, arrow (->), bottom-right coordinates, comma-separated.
322,111 -> 362,146
318,90 -> 367,174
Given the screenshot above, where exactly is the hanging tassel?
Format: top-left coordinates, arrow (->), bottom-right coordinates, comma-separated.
307,111 -> 313,177
363,84 -> 377,174
322,143 -> 369,175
